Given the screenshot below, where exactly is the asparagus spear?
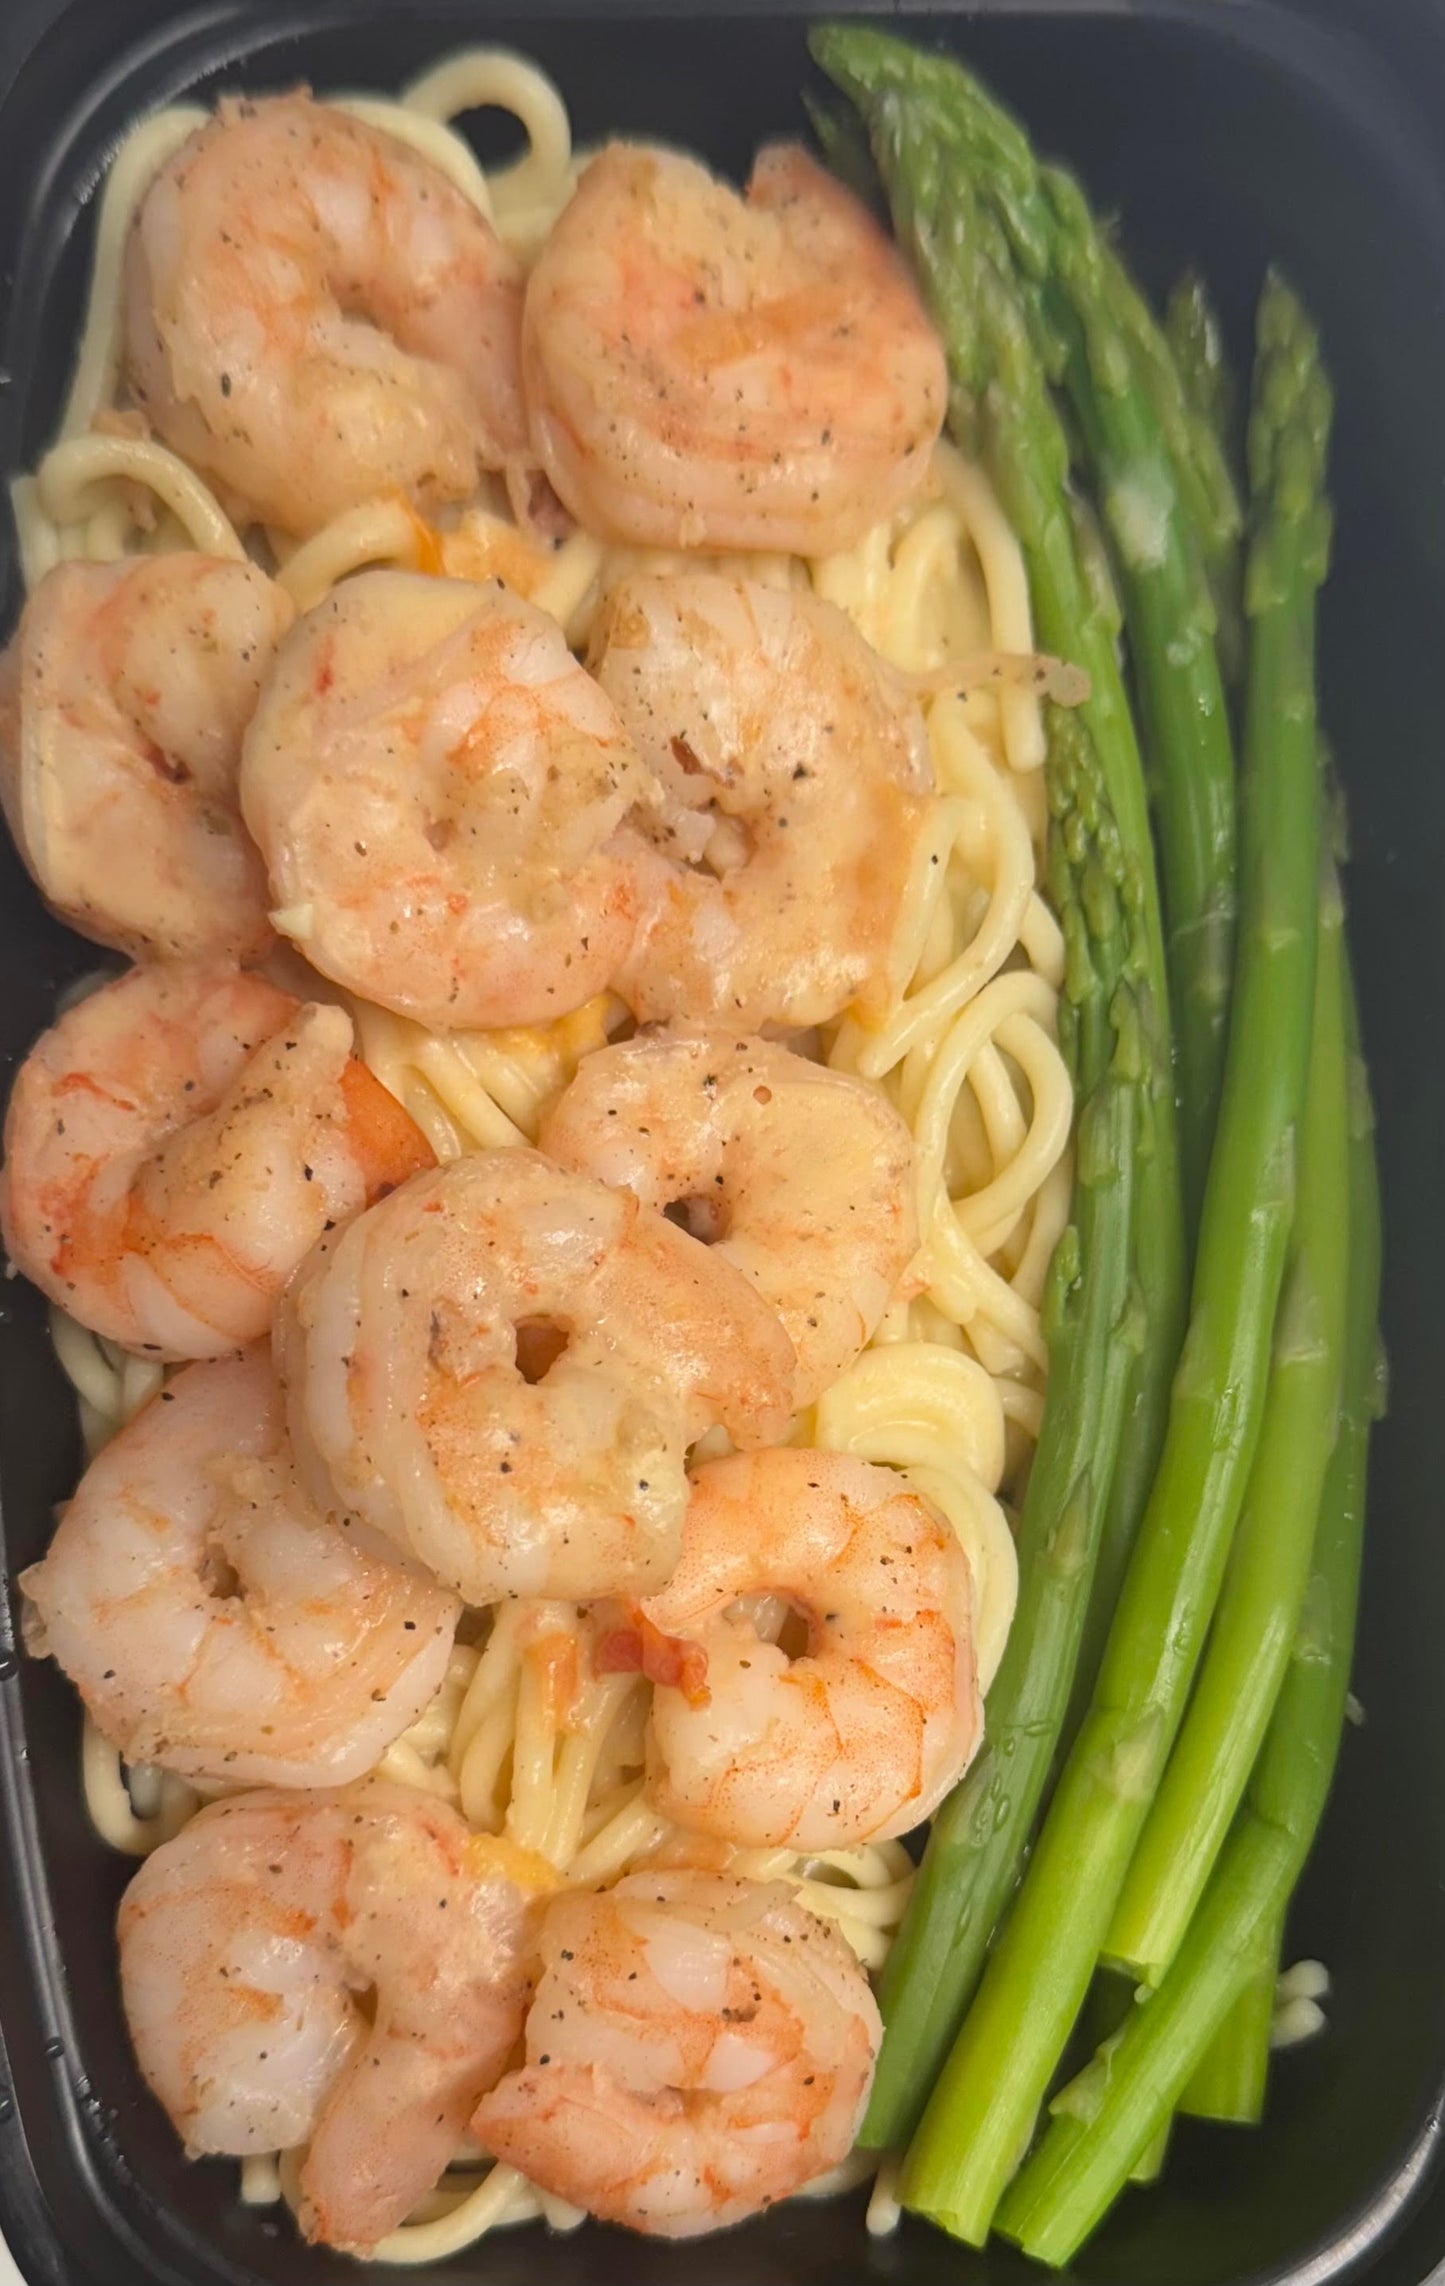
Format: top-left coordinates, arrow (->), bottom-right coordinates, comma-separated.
1166,271 -> 1240,520
1058,512 -> 1155,1740
1185,794 -> 1351,2136
814,31 -> 1237,1226
832,31 -> 1237,1224
1131,260 -> 1245,687
894,272 -> 1327,2245
997,965 -> 1381,2261
800,89 -> 882,211
1167,272 -> 1236,451
1164,274 -> 1259,2121
810,22 -> 1187,1705
809,35 -> 1167,998
1074,1971 -> 1171,2171
1128,2118 -> 1170,2185
1036,210 -> 1236,1703
1106,857 -> 1349,1983
809,30 -> 1242,596
1180,1925 -> 1277,2122
862,703 -> 1143,2149
1044,165 -> 1238,1232
950,105 -> 1245,656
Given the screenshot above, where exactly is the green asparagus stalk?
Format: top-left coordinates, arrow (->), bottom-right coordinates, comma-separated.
800,90 -> 881,211
811,31 -> 1243,606
996,971 -> 1382,2262
1123,252 -> 1238,523
809,35 -> 1157,975
1049,499 -> 1160,1741
809,36 -> 1238,1226
1106,860 -> 1349,1982
1164,271 -> 1246,693
1118,271 -> 1246,2132
1128,2117 -> 1170,2185
1065,241 -> 1243,1179
1184,778 -> 1346,2128
1075,1973 -> 1172,2175
1044,165 -> 1238,1232
1135,261 -> 1245,687
1166,271 -> 1236,462
1180,1922 -> 1278,2122
893,272 -> 1328,2245
808,33 -> 1164,964
810,19 -> 1187,1733
861,704 -> 1143,2149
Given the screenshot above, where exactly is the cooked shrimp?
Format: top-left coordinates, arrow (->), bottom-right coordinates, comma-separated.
523,141 -> 945,553
0,555 -> 291,964
472,1869 -> 878,2236
638,1449 -> 980,1850
21,1350 -> 458,1786
540,1026 -> 917,1407
0,964 -> 432,1358
276,1148 -> 795,1606
124,94 -> 528,538
241,571 -> 655,1030
589,573 -> 935,1029
118,1781 -> 550,2252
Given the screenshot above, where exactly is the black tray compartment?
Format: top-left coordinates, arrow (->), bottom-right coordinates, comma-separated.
1,5 -> 1444,2283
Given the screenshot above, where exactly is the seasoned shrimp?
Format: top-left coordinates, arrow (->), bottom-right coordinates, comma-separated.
124,94 -> 528,538
118,1782 -> 550,2252
0,964 -> 432,1358
241,571 -> 655,1030
523,141 -> 945,552
540,1026 -> 917,1407
589,573 -> 935,1029
276,1148 -> 795,1606
0,555 -> 291,964
21,1351 -> 458,1786
473,1870 -> 879,2236
637,1449 -> 980,1850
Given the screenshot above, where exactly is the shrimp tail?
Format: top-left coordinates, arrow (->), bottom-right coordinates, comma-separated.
474,2061 -> 671,2226
594,1603 -> 710,1707
337,1057 -> 435,1193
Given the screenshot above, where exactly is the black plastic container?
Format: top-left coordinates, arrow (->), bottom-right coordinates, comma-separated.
2,2 -> 1444,2282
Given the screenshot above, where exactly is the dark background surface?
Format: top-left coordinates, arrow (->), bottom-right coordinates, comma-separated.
1,2 -> 1444,2282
